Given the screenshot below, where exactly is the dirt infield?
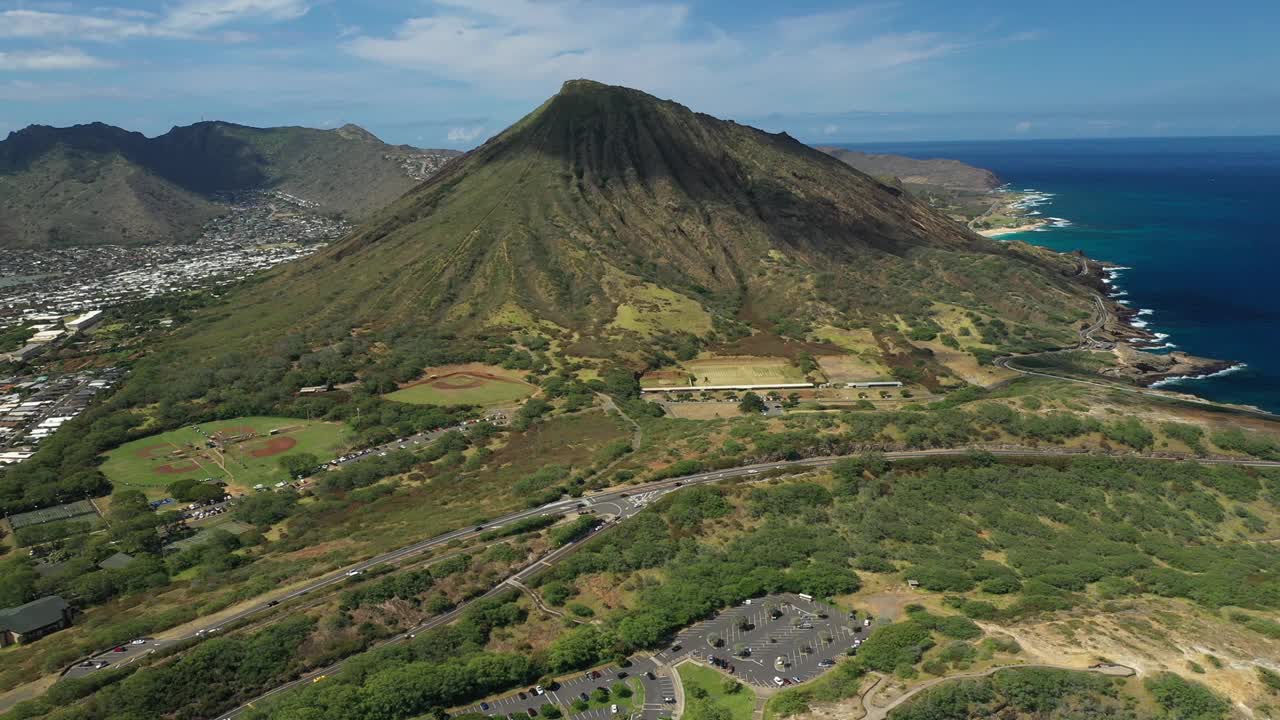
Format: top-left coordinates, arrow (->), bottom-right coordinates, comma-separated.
156,462 -> 201,474
403,371 -> 526,392
247,436 -> 298,458
136,444 -> 175,460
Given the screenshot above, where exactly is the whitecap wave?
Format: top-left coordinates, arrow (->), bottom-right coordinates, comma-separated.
1151,363 -> 1248,388
1137,308 -> 1154,316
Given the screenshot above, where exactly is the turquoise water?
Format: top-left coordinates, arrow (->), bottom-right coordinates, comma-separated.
841,136 -> 1280,413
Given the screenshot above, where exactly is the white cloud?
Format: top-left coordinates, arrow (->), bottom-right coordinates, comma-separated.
822,124 -> 840,136
158,0 -> 310,34
0,48 -> 114,71
0,1 -> 308,42
447,125 -> 486,142
344,1 -> 966,114
1014,120 -> 1033,133
0,9 -> 151,41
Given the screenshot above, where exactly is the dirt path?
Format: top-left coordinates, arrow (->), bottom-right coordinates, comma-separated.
508,578 -> 585,626
861,663 -> 1135,720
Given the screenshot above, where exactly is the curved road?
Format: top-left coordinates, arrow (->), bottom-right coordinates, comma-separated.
993,293 -> 1276,419
202,447 -> 1280,719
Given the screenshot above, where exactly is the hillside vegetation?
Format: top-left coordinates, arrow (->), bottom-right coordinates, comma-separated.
0,121 -> 458,246
183,80 -> 1095,358
816,147 -> 1002,191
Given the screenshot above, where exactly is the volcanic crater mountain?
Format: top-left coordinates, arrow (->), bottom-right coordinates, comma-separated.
183,80 -> 1096,360
0,121 -> 460,247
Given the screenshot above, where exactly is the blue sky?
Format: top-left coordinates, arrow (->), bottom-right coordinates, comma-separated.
1,0 -> 1278,148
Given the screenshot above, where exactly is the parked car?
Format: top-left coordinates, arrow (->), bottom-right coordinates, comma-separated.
526,709 -> 537,718
480,703 -> 490,711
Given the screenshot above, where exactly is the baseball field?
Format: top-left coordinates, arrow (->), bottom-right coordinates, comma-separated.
101,416 -> 351,491
385,364 -> 535,407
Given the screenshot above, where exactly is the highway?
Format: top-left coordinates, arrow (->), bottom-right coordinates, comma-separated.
202,446 -> 1280,719
993,293 -> 1277,419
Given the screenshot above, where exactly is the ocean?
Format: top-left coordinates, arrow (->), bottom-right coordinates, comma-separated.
838,136 -> 1280,414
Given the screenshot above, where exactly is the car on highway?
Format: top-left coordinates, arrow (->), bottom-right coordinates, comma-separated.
346,569 -> 362,577
267,600 -> 280,607
130,638 -> 147,645
112,646 -> 126,653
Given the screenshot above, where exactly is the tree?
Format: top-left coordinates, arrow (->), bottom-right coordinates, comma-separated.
739,392 -> 765,414
278,453 -> 320,479
539,704 -> 562,719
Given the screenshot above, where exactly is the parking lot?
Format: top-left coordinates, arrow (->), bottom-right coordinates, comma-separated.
458,657 -> 676,720
653,594 -> 866,688
457,594 -> 866,720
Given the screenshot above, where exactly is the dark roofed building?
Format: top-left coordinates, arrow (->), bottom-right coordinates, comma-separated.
98,552 -> 136,571
0,596 -> 73,646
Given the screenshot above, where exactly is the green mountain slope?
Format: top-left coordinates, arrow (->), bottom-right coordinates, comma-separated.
816,146 -> 1002,191
0,121 -> 460,247
202,80 -> 1092,356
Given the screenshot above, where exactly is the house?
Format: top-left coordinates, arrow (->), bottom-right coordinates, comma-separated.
66,310 -> 103,333
98,552 -> 137,571
0,596 -> 73,646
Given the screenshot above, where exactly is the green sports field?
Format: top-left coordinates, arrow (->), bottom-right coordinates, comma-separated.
101,416 -> 352,491
385,371 -> 534,407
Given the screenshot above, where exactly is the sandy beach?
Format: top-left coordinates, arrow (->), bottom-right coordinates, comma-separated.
977,222 -> 1046,237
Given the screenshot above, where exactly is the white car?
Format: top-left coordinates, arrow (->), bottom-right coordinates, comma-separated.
773,676 -> 784,687
535,685 -> 545,695
346,570 -> 363,577
130,639 -> 146,645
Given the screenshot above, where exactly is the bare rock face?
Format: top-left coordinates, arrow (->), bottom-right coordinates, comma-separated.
1104,346 -> 1237,386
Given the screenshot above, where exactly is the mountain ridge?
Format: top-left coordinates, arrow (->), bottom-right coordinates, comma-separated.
0,121 -> 461,247
173,79 -> 1095,362
816,145 -> 1002,191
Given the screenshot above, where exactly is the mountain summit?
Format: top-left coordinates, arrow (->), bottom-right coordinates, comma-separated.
189,80 -> 1095,357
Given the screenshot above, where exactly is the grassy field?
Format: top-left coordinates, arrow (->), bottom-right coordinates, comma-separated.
814,354 -> 892,384
101,416 -> 351,491
609,281 -> 714,337
386,364 -> 535,407
678,662 -> 754,720
642,356 -> 807,389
